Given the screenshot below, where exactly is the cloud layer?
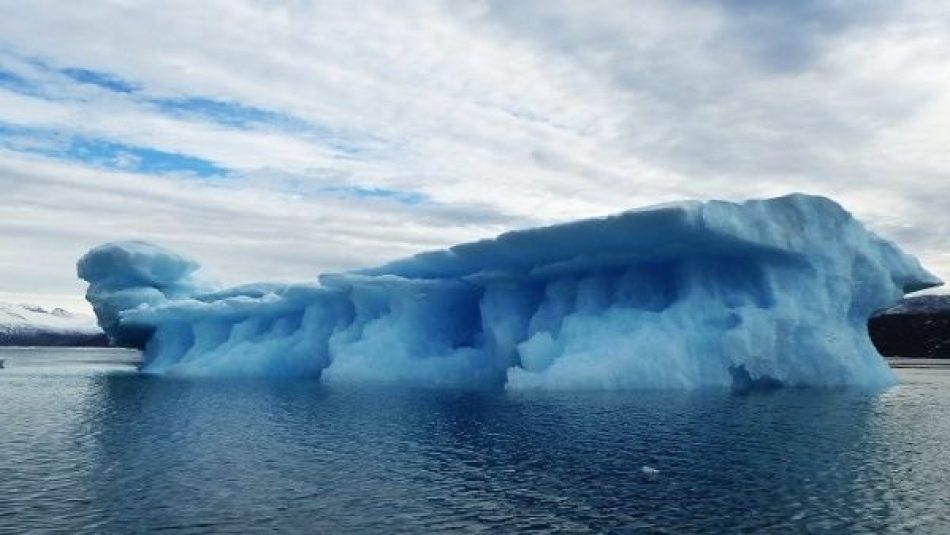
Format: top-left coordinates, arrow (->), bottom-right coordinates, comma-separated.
0,0 -> 948,312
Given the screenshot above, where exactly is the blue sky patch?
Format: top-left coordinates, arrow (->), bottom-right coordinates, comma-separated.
0,123 -> 226,177
60,67 -> 138,93
0,53 -> 390,165
0,68 -> 34,95
67,138 -> 227,176
151,97 -> 296,128
152,96 -> 381,157
321,185 -> 428,205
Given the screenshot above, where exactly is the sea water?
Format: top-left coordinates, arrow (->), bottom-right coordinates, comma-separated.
1,347 -> 949,533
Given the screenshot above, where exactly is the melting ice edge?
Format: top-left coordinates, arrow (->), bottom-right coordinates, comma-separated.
77,194 -> 942,389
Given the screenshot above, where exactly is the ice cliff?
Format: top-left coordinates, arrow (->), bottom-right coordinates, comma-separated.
77,194 -> 942,389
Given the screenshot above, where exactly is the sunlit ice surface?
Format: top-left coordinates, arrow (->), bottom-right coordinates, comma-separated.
77,194 -> 940,389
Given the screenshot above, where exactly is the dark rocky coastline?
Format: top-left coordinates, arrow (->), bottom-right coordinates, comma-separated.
870,313 -> 950,358
869,295 -> 950,358
0,330 -> 110,347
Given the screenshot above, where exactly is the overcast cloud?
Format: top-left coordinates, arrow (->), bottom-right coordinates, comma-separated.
0,0 -> 947,312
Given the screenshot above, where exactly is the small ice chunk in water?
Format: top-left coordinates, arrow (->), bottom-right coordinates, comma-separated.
641,466 -> 660,481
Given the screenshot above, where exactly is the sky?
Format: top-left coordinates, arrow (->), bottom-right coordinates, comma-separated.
0,0 -> 948,314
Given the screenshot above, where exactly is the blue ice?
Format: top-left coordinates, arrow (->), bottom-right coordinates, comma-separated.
77,194 -> 942,389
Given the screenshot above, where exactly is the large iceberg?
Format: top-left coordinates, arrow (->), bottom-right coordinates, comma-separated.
77,194 -> 941,389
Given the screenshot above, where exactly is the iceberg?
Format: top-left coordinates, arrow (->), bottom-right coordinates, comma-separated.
77,194 -> 941,389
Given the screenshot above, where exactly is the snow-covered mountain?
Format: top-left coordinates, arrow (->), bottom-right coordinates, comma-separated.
0,302 -> 108,346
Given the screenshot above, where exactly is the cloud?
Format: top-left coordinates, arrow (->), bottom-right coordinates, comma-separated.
0,0 -> 947,312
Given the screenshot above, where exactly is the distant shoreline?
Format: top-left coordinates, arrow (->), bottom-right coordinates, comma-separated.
869,311 -> 950,359
0,332 -> 109,347
886,358 -> 950,369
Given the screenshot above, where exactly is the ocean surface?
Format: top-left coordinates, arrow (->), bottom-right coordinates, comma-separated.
1,348 -> 949,534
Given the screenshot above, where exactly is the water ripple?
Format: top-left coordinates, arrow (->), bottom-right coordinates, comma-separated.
1,349 -> 949,533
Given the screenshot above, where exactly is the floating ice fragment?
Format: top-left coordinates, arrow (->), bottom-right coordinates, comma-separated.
641,466 -> 660,481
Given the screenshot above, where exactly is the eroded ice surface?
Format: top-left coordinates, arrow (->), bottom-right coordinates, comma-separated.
77,194 -> 941,389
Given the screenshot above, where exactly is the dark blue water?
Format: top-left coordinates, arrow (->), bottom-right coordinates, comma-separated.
2,348 -> 949,533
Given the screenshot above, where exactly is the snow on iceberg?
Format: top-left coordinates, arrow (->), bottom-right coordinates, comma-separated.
77,194 -> 942,389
